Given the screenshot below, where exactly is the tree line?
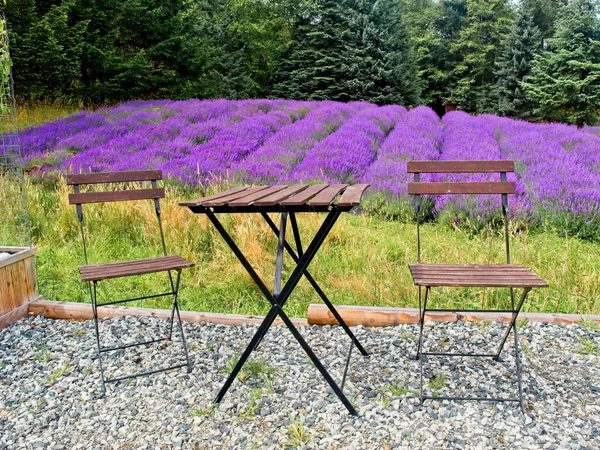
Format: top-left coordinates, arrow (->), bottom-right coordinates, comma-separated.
4,0 -> 600,125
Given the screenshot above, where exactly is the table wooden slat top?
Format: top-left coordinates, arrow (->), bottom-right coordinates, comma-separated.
409,264 -> 549,288
180,184 -> 370,213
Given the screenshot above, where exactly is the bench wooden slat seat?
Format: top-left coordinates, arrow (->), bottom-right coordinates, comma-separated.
79,256 -> 194,282
409,264 -> 549,288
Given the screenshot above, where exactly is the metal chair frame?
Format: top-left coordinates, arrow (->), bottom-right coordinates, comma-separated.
68,171 -> 192,394
408,160 -> 546,412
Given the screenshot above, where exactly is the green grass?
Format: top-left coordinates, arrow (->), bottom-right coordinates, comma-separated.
578,338 -> 598,355
2,177 -> 599,316
14,102 -> 81,130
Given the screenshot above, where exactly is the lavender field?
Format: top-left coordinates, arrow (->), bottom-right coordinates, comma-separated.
19,99 -> 600,239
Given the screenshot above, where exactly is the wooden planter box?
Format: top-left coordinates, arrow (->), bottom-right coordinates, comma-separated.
0,246 -> 39,329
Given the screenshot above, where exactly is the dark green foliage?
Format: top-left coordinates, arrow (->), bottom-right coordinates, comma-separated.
403,0 -> 467,111
274,0 -> 420,104
495,1 -> 542,117
523,0 -> 600,126
449,0 -> 514,112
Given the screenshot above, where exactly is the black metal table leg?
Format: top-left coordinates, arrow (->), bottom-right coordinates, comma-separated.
206,210 -> 359,415
261,212 -> 370,356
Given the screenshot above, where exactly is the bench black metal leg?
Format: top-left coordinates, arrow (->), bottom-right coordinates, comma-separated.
261,212 -> 370,357
207,210 -> 359,415
416,287 -> 531,411
415,286 -> 430,360
91,281 -> 107,396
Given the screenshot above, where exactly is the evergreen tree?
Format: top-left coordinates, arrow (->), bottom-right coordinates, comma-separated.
523,0 -> 600,126
345,0 -> 421,104
402,0 -> 467,111
274,0 -> 358,100
449,0 -> 514,112
495,1 -> 542,117
275,0 -> 420,104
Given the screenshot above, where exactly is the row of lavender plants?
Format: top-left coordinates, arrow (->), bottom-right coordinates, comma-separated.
13,99 -> 600,239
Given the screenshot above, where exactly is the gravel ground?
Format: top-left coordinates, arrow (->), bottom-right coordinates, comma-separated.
1,315 -> 599,449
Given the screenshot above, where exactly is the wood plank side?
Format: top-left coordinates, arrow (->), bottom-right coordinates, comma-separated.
179,187 -> 250,207
336,184 -> 370,207
280,184 -> 328,206
203,186 -> 271,207
29,300 -> 308,327
254,185 -> 309,206
68,188 -> 165,204
407,182 -> 515,195
307,304 -> 599,327
309,184 -> 348,206
66,170 -> 162,185
228,185 -> 288,207
407,160 -> 514,173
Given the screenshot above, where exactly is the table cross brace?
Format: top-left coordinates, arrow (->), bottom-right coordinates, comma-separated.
206,209 -> 362,416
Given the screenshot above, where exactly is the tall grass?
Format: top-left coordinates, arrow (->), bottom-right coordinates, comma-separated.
5,177 -> 599,317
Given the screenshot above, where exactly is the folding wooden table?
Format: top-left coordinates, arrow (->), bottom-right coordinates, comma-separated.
180,183 -> 371,415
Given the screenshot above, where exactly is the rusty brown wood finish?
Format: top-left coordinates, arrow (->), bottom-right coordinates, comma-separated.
407,181 -> 515,195
68,188 -> 165,205
66,170 -> 162,185
179,187 -> 250,207
79,256 -> 194,282
337,184 -> 370,207
409,263 -> 548,288
280,184 -> 329,206
228,185 -> 288,207
309,184 -> 349,206
254,185 -> 309,206
407,160 -> 515,173
203,186 -> 271,207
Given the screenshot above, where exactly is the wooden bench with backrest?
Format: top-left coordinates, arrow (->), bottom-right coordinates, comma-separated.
406,160 -> 548,412
67,170 -> 194,394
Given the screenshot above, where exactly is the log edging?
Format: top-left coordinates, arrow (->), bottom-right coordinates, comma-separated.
307,304 -> 600,326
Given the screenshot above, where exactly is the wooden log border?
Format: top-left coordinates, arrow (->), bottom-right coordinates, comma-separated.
307,304 -> 600,326
19,300 -> 600,329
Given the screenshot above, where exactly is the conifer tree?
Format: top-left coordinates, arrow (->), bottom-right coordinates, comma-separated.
495,1 -> 542,117
524,0 -> 600,126
449,0 -> 514,112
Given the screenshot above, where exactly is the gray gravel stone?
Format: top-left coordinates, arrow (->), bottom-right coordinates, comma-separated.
0,316 -> 598,449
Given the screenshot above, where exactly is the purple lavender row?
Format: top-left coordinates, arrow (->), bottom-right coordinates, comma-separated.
236,101 -> 369,184
435,112 -> 527,219
361,106 -> 442,196
291,105 -> 406,184
485,116 -> 600,218
62,100 -> 290,175
159,101 -> 315,184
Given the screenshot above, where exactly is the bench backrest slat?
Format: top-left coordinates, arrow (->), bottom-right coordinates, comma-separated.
407,181 -> 515,195
69,188 -> 165,205
67,171 -> 164,205
66,170 -> 162,185
407,160 -> 514,174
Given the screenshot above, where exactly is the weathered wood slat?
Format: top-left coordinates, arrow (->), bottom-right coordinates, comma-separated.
254,185 -> 308,206
228,185 -> 288,207
203,186 -> 270,207
69,188 -> 165,204
309,184 -> 348,206
407,160 -> 514,173
79,256 -> 194,282
179,187 -> 250,207
29,300 -> 309,327
337,184 -> 370,207
67,170 -> 162,185
407,181 -> 515,195
409,263 -> 548,288
280,184 -> 329,206
307,304 -> 600,327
